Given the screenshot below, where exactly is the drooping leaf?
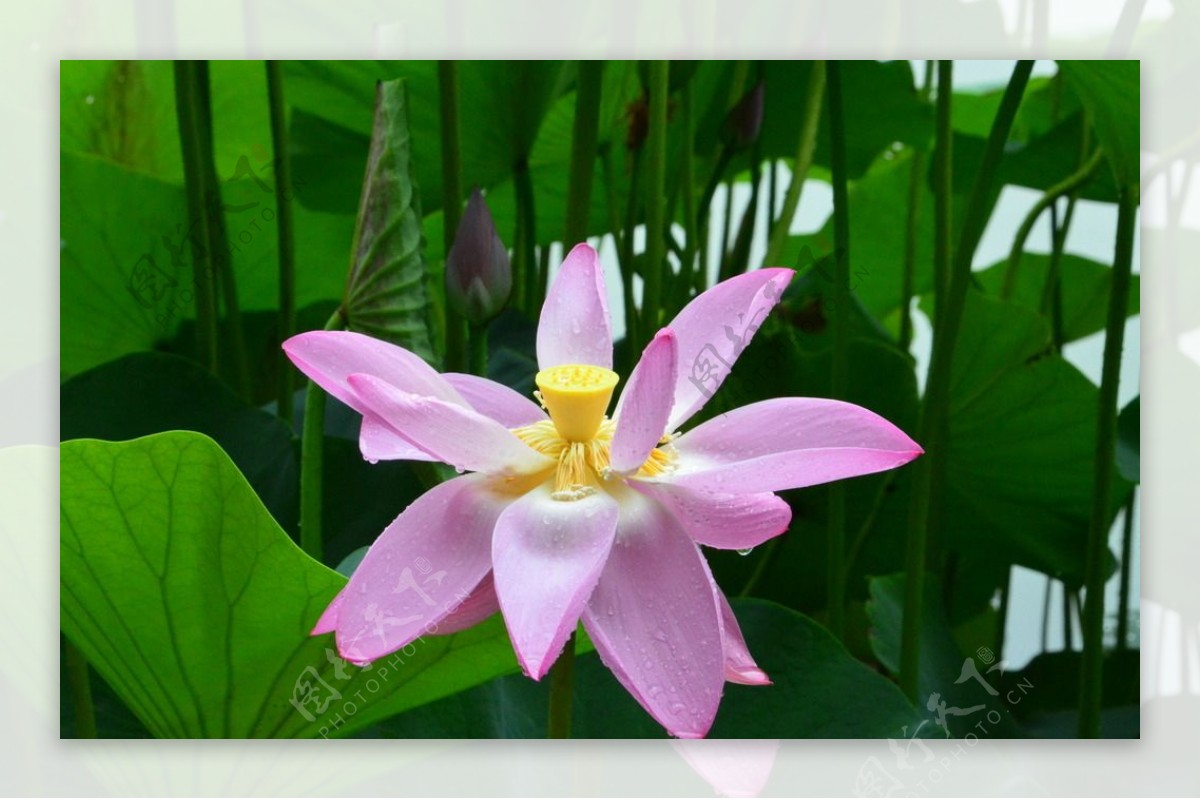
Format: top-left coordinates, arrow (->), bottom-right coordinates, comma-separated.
284,61 -> 566,217
372,599 -> 929,738
342,79 -> 436,362
975,252 -> 1141,343
1056,61 -> 1140,186
60,432 -> 520,738
60,351 -> 298,533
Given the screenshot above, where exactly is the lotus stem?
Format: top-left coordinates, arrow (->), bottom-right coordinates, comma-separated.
1078,182 -> 1137,737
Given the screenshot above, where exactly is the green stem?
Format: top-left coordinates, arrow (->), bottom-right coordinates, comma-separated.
1041,119 -> 1091,346
994,568 -> 1012,662
695,146 -> 734,293
680,81 -> 698,308
900,60 -> 1033,702
514,158 -> 539,311
601,146 -> 625,268
1001,148 -> 1103,300
300,308 -> 344,562
826,60 -> 850,641
718,175 -> 735,277
1041,577 -> 1053,652
173,61 -> 219,375
196,62 -> 251,400
1063,586 -> 1075,650
267,60 -> 297,425
1078,182 -> 1137,738
1116,490 -> 1136,651
643,60 -> 670,343
931,60 -> 954,322
763,61 -> 826,268
564,61 -> 604,246
620,148 -> 643,362
898,147 -> 925,352
64,640 -> 97,738
1044,202 -> 1069,350
438,61 -> 467,373
722,143 -> 762,281
899,60 -> 935,346
468,322 -> 488,377
547,633 -> 576,738
767,158 -> 779,232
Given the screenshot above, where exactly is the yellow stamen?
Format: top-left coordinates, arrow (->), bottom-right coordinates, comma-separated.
535,364 -> 620,442
513,419 -> 677,500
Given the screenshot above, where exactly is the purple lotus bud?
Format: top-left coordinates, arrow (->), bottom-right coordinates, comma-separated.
446,189 -> 512,325
722,81 -> 764,150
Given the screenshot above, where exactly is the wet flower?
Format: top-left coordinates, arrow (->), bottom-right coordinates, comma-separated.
284,243 -> 921,738
445,188 -> 511,325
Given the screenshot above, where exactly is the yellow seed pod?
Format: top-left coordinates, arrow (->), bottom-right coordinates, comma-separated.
535,364 -> 620,442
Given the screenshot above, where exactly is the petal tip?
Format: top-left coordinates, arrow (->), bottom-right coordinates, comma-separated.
730,667 -> 773,686
336,641 -> 373,667
519,653 -> 553,682
566,241 -> 598,261
671,728 -> 710,740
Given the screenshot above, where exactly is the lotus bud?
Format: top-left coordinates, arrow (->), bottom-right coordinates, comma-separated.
722,81 -> 765,150
446,189 -> 512,325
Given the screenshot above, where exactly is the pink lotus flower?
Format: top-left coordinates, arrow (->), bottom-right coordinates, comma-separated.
284,243 -> 922,738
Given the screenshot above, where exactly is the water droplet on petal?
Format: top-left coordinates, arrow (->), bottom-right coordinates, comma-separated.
737,547 -> 754,557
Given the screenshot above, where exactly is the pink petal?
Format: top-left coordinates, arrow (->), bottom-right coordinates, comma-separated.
283,331 -> 464,414
611,329 -> 678,475
359,416 -> 437,463
431,573 -> 501,634
717,592 -> 771,686
492,485 -> 619,679
443,373 -> 547,427
536,243 -> 613,370
665,398 -> 923,494
332,475 -> 510,664
347,374 -> 554,476
672,740 -> 780,799
581,489 -> 725,739
665,268 -> 793,431
632,482 -> 790,550
311,589 -> 347,635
